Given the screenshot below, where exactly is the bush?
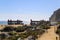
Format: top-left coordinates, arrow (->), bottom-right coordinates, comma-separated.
15,26 -> 26,32
56,26 -> 60,34
2,26 -> 15,32
39,24 -> 50,30
0,33 -> 6,40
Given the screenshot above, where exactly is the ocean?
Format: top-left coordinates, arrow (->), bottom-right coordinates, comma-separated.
0,21 -> 7,25
0,21 -> 30,25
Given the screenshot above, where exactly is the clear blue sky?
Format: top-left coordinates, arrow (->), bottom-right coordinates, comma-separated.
0,0 -> 60,21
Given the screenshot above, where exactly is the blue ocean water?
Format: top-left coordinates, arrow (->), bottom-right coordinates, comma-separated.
0,21 -> 7,25
0,21 -> 30,25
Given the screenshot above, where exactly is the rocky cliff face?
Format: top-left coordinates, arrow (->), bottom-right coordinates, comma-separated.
50,9 -> 60,25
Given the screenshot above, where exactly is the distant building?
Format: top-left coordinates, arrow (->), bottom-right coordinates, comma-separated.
30,19 -> 40,26
8,20 -> 24,25
49,9 -> 60,25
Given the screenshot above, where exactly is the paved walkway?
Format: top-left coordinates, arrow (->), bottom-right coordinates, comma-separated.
38,26 -> 59,40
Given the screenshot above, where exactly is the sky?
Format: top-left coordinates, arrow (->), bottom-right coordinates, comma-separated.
0,0 -> 60,21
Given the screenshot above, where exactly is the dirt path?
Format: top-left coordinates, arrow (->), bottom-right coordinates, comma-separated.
38,26 -> 59,40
